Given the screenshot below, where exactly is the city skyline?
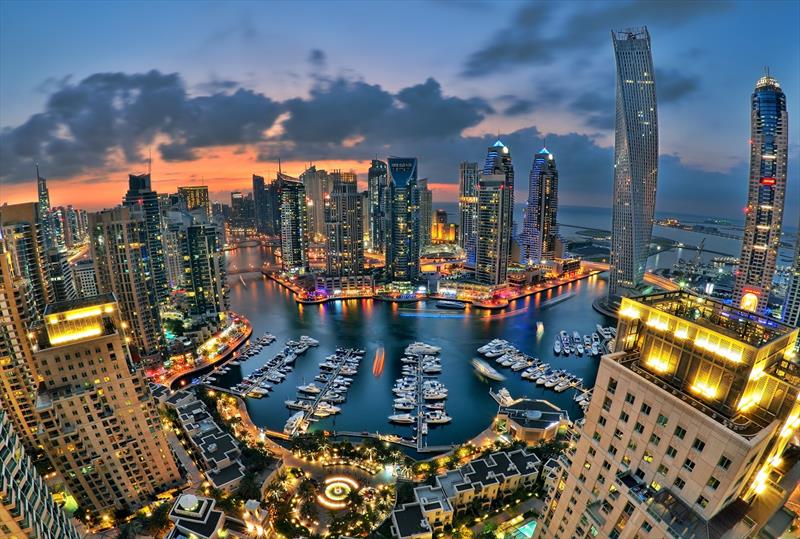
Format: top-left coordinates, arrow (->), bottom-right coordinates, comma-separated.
1,1 -> 799,224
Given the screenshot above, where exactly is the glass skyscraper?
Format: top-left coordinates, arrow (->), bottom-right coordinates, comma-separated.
458,161 -> 479,265
520,147 -> 559,264
476,140 -> 514,286
368,159 -> 388,252
609,27 -> 658,297
279,174 -> 309,272
734,75 -> 789,313
386,157 -> 420,282
123,173 -> 169,301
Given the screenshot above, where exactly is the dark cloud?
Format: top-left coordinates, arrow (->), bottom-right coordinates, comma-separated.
0,70 -> 282,182
571,90 -> 615,130
498,95 -> 536,116
462,0 -> 731,77
308,49 -> 327,68
655,68 -> 699,103
194,78 -> 240,94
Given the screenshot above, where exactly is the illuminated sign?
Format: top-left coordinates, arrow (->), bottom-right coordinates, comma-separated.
760,177 -> 776,186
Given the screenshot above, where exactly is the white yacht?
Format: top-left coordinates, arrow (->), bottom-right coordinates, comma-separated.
298,383 -> 321,394
471,359 -> 506,381
389,413 -> 416,424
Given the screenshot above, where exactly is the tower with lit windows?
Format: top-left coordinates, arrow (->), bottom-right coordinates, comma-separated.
734,74 -> 789,313
537,291 -> 799,539
386,157 -> 421,282
609,27 -> 658,297
475,140 -> 514,285
520,146 -> 560,264
458,161 -> 480,264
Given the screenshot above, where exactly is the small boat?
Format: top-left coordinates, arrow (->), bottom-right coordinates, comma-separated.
298,383 -> 321,394
284,411 -> 308,434
423,390 -> 448,400
554,380 -> 571,392
553,340 -> 562,355
389,413 -> 415,424
425,411 -> 452,424
425,402 -> 445,410
435,300 -> 466,310
576,344 -> 584,356
285,400 -> 311,410
591,343 -> 600,356
394,401 -> 415,411
421,422 -> 428,435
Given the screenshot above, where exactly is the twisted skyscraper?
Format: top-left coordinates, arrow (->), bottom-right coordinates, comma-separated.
734,74 -> 789,313
609,27 -> 658,297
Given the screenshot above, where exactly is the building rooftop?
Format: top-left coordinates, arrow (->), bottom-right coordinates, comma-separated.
393,502 -> 430,538
630,290 -> 795,348
42,293 -> 116,316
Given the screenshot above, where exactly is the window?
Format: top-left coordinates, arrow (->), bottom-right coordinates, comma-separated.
634,422 -> 645,434
657,414 -> 669,427
643,521 -> 653,532
608,378 -> 618,395
643,451 -> 654,463
696,496 -> 709,508
673,477 -> 686,489
657,464 -> 669,475
625,393 -> 635,405
683,458 -> 696,472
718,456 -> 732,470
628,440 -> 638,451
707,476 -> 720,490
588,447 -> 596,457
649,433 -> 661,446
584,461 -> 592,470
640,403 -> 652,415
674,425 -> 687,439
619,411 -> 629,423
692,438 -> 706,452
666,446 -> 678,458
593,432 -> 601,442
614,429 -> 623,440
598,415 -> 607,426
603,397 -> 612,412
608,445 -> 618,456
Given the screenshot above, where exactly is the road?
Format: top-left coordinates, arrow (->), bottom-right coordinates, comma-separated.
582,261 -> 680,291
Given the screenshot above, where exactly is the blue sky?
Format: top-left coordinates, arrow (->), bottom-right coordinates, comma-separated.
1,0 -> 798,223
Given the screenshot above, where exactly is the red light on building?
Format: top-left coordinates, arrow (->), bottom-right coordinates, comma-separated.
743,206 -> 750,214
760,177 -> 776,186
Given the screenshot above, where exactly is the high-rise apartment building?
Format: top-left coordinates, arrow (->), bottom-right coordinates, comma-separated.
300,165 -> 330,242
0,235 -> 40,450
418,178 -> 433,249
609,27 -> 659,297
538,291 -> 799,539
124,173 -> 169,301
89,206 -> 163,358
0,202 -> 52,317
368,159 -> 388,252
252,174 -> 270,234
520,147 -> 560,264
45,247 -> 77,303
734,75 -> 789,313
72,258 -> 98,298
386,157 -> 421,282
182,223 -> 228,318
325,171 -> 364,276
35,164 -> 54,249
279,174 -> 309,272
476,141 -> 514,286
177,185 -> 211,218
0,408 -> 81,539
783,225 -> 800,329
31,295 -> 181,515
459,161 -> 480,265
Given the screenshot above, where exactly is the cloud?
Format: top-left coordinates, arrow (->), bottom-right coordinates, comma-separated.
498,95 -> 536,116
308,49 -> 327,68
0,70 -> 282,182
462,0 -> 731,77
655,68 -> 699,103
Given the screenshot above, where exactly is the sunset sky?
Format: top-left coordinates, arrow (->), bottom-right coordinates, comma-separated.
1,0 -> 798,223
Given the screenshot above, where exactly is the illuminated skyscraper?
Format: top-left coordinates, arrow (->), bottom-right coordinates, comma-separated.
89,206 -> 164,358
325,171 -> 364,276
36,163 -> 54,248
177,185 -> 211,218
418,178 -> 433,248
734,75 -> 789,313
0,408 -> 81,539
520,146 -> 560,264
368,159 -> 388,252
252,174 -> 270,234
124,173 -> 169,300
32,296 -> 181,515
538,291 -> 799,539
182,223 -> 228,318
300,165 -> 330,242
476,141 -> 514,285
279,174 -> 309,272
0,202 -> 52,317
783,225 -> 800,329
458,161 -> 479,265
609,27 -> 658,297
386,157 -> 421,282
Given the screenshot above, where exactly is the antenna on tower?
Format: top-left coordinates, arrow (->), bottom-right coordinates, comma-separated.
278,157 -> 282,175
148,147 -> 152,176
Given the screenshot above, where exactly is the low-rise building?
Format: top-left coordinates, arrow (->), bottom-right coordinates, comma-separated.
166,493 -> 250,539
392,447 -> 541,538
496,399 -> 569,443
166,390 -> 245,491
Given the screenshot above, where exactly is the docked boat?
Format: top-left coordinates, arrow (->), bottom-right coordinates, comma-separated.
553,340 -> 562,355
435,300 -> 466,310
425,402 -> 446,410
405,342 -> 441,356
389,413 -> 416,424
554,380 -> 571,392
394,401 -> 415,411
285,400 -> 312,411
591,343 -> 600,356
576,344 -> 584,356
298,383 -> 321,394
284,411 -> 308,434
511,359 -> 530,371
425,411 -> 452,424
471,358 -> 506,381
423,390 -> 448,400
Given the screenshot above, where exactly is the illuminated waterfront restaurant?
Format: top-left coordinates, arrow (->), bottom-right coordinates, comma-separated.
538,291 -> 800,539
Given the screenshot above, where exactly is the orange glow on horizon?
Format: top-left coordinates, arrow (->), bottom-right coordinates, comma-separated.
3,146 -> 468,209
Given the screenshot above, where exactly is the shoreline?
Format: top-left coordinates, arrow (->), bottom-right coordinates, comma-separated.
263,267 -> 604,309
